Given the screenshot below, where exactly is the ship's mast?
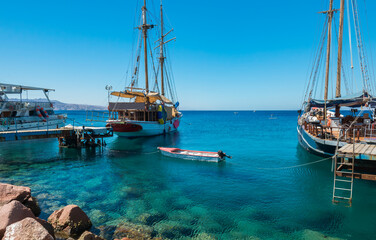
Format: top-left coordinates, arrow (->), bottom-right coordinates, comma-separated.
336,0 -> 345,98
159,0 -> 165,96
322,0 -> 334,123
141,0 -> 153,93
324,0 -> 334,102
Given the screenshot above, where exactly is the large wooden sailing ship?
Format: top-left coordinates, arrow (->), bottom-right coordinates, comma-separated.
298,0 -> 376,156
106,0 -> 182,137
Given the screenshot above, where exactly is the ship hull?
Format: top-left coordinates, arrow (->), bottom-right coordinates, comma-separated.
297,124 -> 346,157
0,118 -> 66,132
108,117 -> 181,138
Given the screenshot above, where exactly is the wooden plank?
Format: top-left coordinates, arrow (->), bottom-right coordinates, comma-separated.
365,145 -> 376,155
354,144 -> 365,154
343,144 -> 355,154
370,147 -> 376,156
360,145 -> 372,154
336,172 -> 376,181
339,144 -> 350,153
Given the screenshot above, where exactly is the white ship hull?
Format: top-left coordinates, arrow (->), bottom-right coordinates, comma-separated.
108,117 -> 181,138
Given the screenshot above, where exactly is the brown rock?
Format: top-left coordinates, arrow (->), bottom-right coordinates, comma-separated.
78,230 -> 105,240
23,196 -> 41,217
0,200 -> 35,238
48,205 -> 92,238
0,183 -> 31,207
3,217 -> 54,240
113,221 -> 156,240
36,217 -> 55,239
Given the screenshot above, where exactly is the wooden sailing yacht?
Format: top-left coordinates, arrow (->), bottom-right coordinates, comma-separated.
298,0 -> 376,156
106,0 -> 182,137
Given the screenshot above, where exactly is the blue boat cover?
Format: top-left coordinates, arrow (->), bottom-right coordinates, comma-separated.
308,91 -> 376,108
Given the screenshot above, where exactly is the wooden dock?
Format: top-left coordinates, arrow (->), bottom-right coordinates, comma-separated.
0,126 -> 113,148
338,143 -> 376,157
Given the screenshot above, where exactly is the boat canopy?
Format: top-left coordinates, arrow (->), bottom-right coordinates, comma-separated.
111,91 -> 173,104
308,91 -> 376,108
0,83 -> 54,94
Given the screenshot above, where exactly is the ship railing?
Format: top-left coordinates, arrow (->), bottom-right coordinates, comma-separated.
1,101 -> 52,111
304,122 -> 371,143
0,116 -> 64,133
86,110 -> 111,123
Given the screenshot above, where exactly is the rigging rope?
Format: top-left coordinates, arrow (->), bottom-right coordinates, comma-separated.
257,156 -> 333,170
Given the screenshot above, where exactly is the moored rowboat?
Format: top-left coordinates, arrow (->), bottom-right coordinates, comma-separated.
158,147 -> 230,162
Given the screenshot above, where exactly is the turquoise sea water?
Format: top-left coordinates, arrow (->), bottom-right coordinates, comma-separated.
1,110 -> 376,239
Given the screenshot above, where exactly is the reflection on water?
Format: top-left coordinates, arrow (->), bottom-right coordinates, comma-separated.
0,111 -> 376,239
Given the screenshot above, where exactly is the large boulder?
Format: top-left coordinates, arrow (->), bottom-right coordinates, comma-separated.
0,200 -> 35,238
48,205 -> 92,238
0,183 -> 31,207
36,217 -> 55,239
3,217 -> 54,240
78,231 -> 105,240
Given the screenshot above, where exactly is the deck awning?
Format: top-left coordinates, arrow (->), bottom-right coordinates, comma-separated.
110,91 -> 172,104
0,83 -> 55,94
308,91 -> 375,108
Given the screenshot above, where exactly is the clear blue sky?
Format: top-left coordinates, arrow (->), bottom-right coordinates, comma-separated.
0,0 -> 375,110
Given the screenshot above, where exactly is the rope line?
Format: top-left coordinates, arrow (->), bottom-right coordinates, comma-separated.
257,156 -> 333,170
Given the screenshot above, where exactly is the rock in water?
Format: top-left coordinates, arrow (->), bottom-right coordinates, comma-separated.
0,183 -> 31,207
0,200 -> 35,238
23,196 -> 41,217
78,231 -> 105,240
3,217 -> 54,240
48,205 -> 92,238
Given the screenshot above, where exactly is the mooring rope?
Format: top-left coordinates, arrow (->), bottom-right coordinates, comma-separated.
257,156 -> 333,170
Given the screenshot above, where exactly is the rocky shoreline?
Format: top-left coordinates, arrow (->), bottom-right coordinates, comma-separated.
0,182 -> 158,240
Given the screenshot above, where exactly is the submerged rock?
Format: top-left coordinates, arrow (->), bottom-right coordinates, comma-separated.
3,217 -> 54,240
0,183 -> 31,207
138,213 -> 167,226
0,200 -> 35,238
154,221 -> 194,239
298,229 -> 343,240
24,196 -> 41,217
113,221 -> 156,240
78,230 -> 105,240
48,204 -> 92,238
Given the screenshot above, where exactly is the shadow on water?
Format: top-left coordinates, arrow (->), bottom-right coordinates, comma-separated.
108,131 -> 181,153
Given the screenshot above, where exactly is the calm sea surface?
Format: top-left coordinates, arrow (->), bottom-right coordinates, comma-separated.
1,110 -> 376,239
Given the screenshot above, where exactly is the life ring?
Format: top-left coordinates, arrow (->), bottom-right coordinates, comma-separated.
36,106 -> 47,122
9,105 -> 14,111
372,122 -> 376,130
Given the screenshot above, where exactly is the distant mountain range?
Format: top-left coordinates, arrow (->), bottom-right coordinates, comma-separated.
10,98 -> 107,111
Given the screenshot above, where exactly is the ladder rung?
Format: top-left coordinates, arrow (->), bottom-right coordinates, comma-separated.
337,162 -> 353,166
334,187 -> 352,191
333,196 -> 351,200
335,179 -> 353,183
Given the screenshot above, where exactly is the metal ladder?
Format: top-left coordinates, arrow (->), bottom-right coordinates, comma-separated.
332,144 -> 355,205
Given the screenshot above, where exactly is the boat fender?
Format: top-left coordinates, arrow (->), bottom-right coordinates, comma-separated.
157,105 -> 166,124
36,106 -> 47,122
40,107 -> 49,119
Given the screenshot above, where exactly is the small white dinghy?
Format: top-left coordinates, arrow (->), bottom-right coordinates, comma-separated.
158,147 -> 231,162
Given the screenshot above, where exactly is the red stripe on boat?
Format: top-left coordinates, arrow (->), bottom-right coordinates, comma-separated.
107,123 -> 143,132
